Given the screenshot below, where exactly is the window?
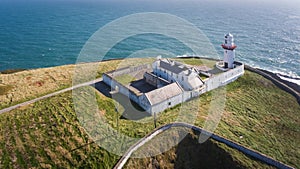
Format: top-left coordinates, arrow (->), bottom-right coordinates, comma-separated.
182,76 -> 184,81
168,102 -> 171,106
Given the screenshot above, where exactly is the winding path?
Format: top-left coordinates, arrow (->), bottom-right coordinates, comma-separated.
0,59 -> 298,168
114,122 -> 294,169
0,78 -> 102,115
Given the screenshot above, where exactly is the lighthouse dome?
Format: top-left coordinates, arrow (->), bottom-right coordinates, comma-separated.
225,33 -> 233,38
224,33 -> 234,46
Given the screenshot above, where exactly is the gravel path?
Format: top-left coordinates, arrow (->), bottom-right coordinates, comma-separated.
0,78 -> 102,115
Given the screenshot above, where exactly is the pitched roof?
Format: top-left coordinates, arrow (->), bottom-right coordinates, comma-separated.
159,60 -> 189,74
144,82 -> 183,106
187,76 -> 204,89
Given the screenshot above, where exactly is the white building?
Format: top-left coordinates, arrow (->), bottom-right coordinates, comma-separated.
139,82 -> 184,115
103,33 -> 244,115
152,58 -> 205,92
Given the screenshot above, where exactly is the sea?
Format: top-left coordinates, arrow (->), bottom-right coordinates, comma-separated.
0,0 -> 299,85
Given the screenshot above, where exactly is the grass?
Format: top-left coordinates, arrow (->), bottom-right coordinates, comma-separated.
96,71 -> 300,168
216,71 -> 300,168
0,90 -> 120,168
0,58 -> 154,109
0,64 -> 75,109
0,85 -> 13,95
0,58 -> 299,168
125,129 -> 274,169
199,73 -> 209,80
114,74 -> 136,86
173,57 -> 216,68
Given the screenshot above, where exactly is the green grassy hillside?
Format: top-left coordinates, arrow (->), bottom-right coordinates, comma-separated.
125,129 -> 274,169
0,58 -> 299,168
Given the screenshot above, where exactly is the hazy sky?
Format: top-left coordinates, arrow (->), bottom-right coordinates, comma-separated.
1,0 -> 299,3
1,0 -> 300,11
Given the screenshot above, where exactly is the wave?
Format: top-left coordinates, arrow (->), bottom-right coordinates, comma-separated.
268,70 -> 300,86
288,15 -> 300,19
277,75 -> 300,86
1,1 -> 300,86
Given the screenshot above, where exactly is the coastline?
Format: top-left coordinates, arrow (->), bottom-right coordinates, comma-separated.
244,65 -> 300,105
1,57 -> 299,168
178,56 -> 300,104
1,58 -> 299,104
258,69 -> 300,94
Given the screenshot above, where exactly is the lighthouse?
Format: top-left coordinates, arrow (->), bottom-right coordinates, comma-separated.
222,33 -> 237,69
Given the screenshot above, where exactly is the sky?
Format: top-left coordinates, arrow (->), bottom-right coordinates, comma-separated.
0,0 -> 300,7
1,0 -> 300,4
0,0 -> 299,5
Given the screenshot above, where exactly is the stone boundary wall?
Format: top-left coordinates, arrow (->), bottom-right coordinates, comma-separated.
103,73 -> 141,104
103,64 -> 154,106
144,72 -> 169,88
178,56 -> 300,104
114,122 -> 294,169
106,64 -> 151,77
244,65 -> 300,105
205,64 -> 244,92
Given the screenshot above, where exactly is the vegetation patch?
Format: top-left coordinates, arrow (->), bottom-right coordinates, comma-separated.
0,85 -> 13,95
0,90 -> 120,168
174,57 -> 216,68
199,73 -> 209,80
114,74 -> 136,86
1,69 -> 27,74
125,129 -> 273,169
0,58 -> 155,109
0,58 -> 299,168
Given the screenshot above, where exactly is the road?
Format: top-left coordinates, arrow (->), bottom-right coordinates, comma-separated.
0,78 -> 103,115
114,122 -> 294,169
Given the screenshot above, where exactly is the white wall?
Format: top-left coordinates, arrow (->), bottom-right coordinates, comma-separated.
154,67 -> 202,91
103,62 -> 244,116
150,93 -> 183,115
139,94 -> 151,112
205,64 -> 244,92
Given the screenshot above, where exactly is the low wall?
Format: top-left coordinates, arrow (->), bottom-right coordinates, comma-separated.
178,56 -> 299,104
245,65 -> 300,105
103,73 -> 140,104
106,64 -> 151,77
205,64 -> 244,92
211,133 -> 293,169
144,72 -> 169,88
114,122 -> 294,169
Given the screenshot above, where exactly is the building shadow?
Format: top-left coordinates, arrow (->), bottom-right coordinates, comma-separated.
112,93 -> 151,120
94,81 -> 112,97
208,66 -> 224,75
174,132 -> 247,169
93,81 -> 150,121
130,79 -> 157,93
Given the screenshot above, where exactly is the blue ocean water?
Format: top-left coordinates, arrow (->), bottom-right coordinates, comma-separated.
0,0 -> 299,82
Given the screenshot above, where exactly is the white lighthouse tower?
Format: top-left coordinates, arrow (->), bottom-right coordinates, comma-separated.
222,33 -> 237,69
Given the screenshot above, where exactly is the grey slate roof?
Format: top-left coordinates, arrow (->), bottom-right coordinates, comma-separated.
144,82 -> 183,106
159,60 -> 189,74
